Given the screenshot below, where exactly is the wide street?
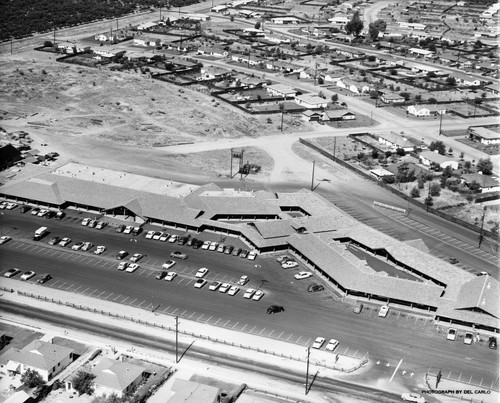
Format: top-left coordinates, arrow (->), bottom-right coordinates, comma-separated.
0,208 -> 497,390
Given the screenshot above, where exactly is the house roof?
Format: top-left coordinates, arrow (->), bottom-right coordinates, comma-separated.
378,132 -> 414,148
381,92 -> 404,100
469,126 -> 500,140
295,94 -> 327,105
454,275 -> 499,318
267,84 -> 296,94
92,358 -> 145,392
419,150 -> 456,165
409,104 -> 446,113
323,110 -> 354,119
461,174 -> 499,188
169,378 -> 220,403
1,340 -> 73,371
0,144 -> 21,164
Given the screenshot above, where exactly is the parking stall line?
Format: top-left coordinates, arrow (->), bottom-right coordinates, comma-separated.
296,336 -> 302,344
232,322 -> 239,329
248,325 -> 256,333
51,280 -> 60,287
97,291 -> 106,297
138,300 -> 145,307
161,307 -> 169,313
241,324 -> 248,332
80,287 -> 90,294
73,285 -> 82,293
198,314 -> 204,321
104,293 -> 114,299
177,277 -> 185,284
40,248 -> 53,255
180,310 -> 187,317
214,318 -> 221,326
113,294 -> 122,301
269,329 -> 274,337
286,333 -> 294,341
206,315 -> 213,323
57,282 -> 67,289
188,312 -> 196,319
277,331 -> 284,339
129,298 -> 137,305
121,296 -> 129,303
171,308 -> 179,315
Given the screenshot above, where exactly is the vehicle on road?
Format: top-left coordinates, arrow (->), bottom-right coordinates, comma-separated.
4,268 -> 21,278
378,305 -> 390,318
123,225 -> 133,234
72,241 -> 84,251
224,245 -> 234,254
0,235 -> 12,245
228,286 -> 240,296
282,261 -> 299,269
489,337 -> 497,349
81,218 -> 91,226
209,281 -> 221,291
447,328 -> 457,341
243,288 -> 256,299
266,305 -> 284,314
294,272 -> 312,280
116,250 -> 128,260
116,224 -> 125,233
81,242 -> 93,251
130,253 -> 143,263
307,284 -> 324,292
239,249 -> 249,258
48,236 -> 61,246
58,237 -> 71,247
196,268 -> 208,278
117,262 -> 128,271
247,251 -> 257,260
37,274 -> 52,284
194,279 -> 207,288
312,337 -> 325,349
326,339 -> 339,351
219,283 -> 231,293
252,290 -> 264,301
145,230 -> 155,239
353,304 -> 364,314
164,272 -> 177,281
162,260 -> 176,270
21,271 -> 36,281
94,246 -> 106,255
156,271 -> 168,280
159,233 -> 170,242
126,263 -> 140,273
201,241 -> 211,250
238,275 -> 249,286
34,226 -> 49,241
170,251 -> 187,260
464,333 -> 473,345
400,392 -> 426,403
169,235 -> 178,243
209,241 -> 218,251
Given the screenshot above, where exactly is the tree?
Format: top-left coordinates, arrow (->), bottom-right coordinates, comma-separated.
429,182 -> 441,196
427,97 -> 437,104
368,24 -> 380,41
427,71 -> 436,78
468,180 -> 481,192
369,90 -> 379,99
424,195 -> 433,209
399,92 -> 411,101
72,371 -> 96,396
442,165 -> 453,178
385,150 -> 392,158
396,148 -> 406,157
429,140 -> 446,155
396,162 -> 416,182
331,93 -> 338,102
21,369 -> 45,388
254,21 -> 261,30
445,76 -> 456,86
371,149 -> 379,159
417,175 -> 426,189
415,94 -> 422,103
345,11 -> 364,36
410,187 -> 420,198
477,158 -> 493,175
43,40 -> 53,47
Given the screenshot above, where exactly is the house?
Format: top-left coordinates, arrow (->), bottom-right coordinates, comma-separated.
1,340 -> 74,381
210,5 -> 228,13
399,22 -> 426,30
196,46 -> 228,58
328,16 -> 350,28
93,48 -> 126,59
380,92 -> 405,104
270,17 -> 300,24
407,105 -> 446,117
461,174 -> 500,193
321,110 -> 356,121
336,78 -> 370,95
408,48 -> 434,58
302,110 -> 323,121
419,151 -> 458,169
0,144 -> 22,171
485,84 -> 500,95
295,94 -> 328,109
167,378 -> 220,403
4,391 -> 34,403
468,127 -> 500,145
267,84 -> 297,98
133,35 -> 164,47
90,358 -> 147,398
136,21 -> 159,31
370,168 -> 395,181
378,133 -> 415,152
198,66 -> 231,80
449,72 -> 482,87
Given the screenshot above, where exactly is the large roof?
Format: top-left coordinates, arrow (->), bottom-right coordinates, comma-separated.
92,358 -> 145,391
1,340 -> 73,371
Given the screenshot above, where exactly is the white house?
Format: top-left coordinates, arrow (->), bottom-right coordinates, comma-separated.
378,133 -> 415,152
336,78 -> 370,94
461,174 -> 500,193
90,358 -> 147,398
267,84 -> 297,98
419,150 -> 459,169
407,105 -> 446,117
380,92 -> 405,104
408,48 -> 435,58
295,94 -> 328,109
133,35 -> 163,47
399,22 -> 426,30
468,127 -> 500,145
321,110 -> 356,121
198,66 -> 231,80
450,72 -> 482,86
270,17 -> 300,24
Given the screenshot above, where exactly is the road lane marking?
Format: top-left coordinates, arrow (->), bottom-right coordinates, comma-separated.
390,359 -> 403,382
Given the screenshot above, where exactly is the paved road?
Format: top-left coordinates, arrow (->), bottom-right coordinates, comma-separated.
0,210 -> 497,387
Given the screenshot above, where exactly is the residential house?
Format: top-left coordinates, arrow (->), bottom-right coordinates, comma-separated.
4,391 -> 34,403
93,48 -> 126,59
468,127 -> 500,145
439,52 -> 461,64
0,144 -> 22,171
419,150 -> 459,169
270,17 -> 300,24
197,46 -> 229,57
295,94 -> 328,109
378,133 -> 415,152
210,5 -> 228,13
302,110 -> 323,121
336,49 -> 365,58
198,66 -> 231,80
267,84 -> 297,98
167,378 -> 220,403
461,174 -> 500,193
90,358 -> 147,398
408,48 -> 435,58
336,78 -> 370,95
485,84 -> 500,95
407,105 -> 446,117
450,72 -> 482,86
370,168 -> 395,181
321,110 -> 356,121
328,16 -> 350,28
137,21 -> 159,31
56,43 -> 91,54
181,13 -> 210,21
1,340 -> 74,381
399,22 -> 426,30
133,35 -> 164,47
380,92 -> 405,104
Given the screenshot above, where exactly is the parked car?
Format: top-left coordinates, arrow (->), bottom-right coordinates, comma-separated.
37,274 -> 52,284
165,272 -> 177,281
31,207 -> 40,216
55,211 -> 65,220
232,248 -> 242,257
228,286 -> 240,296
20,271 -> 36,281
307,284 -> 324,292
201,241 -> 211,250
116,250 -> 128,260
162,260 -> 176,270
123,225 -> 133,234
0,235 -> 12,245
217,244 -> 225,253
353,304 -> 364,314
145,230 -> 155,239
464,333 -> 473,345
125,263 -> 140,273
294,271 -> 312,280
169,235 -> 178,243
312,337 -> 325,349
94,221 -> 106,229
209,281 -> 222,291
117,262 -> 129,271
159,232 -> 170,242
325,339 -> 339,351
266,305 -> 284,314
195,268 -> 208,278
72,241 -> 84,251
45,210 -> 56,219
152,231 -> 163,240
19,205 -> 31,213
400,393 -> 426,403
178,236 -> 189,245
252,290 -> 264,301
0,202 -> 7,209
194,279 -> 207,288
238,275 -> 249,286
37,209 -> 48,217
132,227 -> 141,236
247,251 -> 257,260
243,288 -> 256,299
489,337 -> 497,350
276,255 -> 289,263
88,219 -> 97,228
239,249 -> 249,258
94,246 -> 106,255
224,245 -> 234,254
116,224 -> 126,233
4,268 -> 21,278
209,241 -> 218,251
48,236 -> 61,246
170,251 -> 188,260
81,242 -> 93,251
219,283 -> 231,293
282,261 -> 299,269
130,253 -> 143,263
156,271 -> 168,280
447,328 -> 457,341
378,305 -> 389,318
5,202 -> 17,210
59,237 -> 71,247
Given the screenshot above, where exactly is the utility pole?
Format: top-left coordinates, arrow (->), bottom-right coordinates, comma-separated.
159,7 -> 162,20
230,148 -> 233,178
305,346 -> 310,394
438,111 -> 443,135
333,137 -> 337,159
310,161 -> 315,191
240,149 -> 244,180
247,48 -> 251,68
175,316 -> 179,363
478,207 -> 486,248
10,37 -> 13,54
53,29 -> 56,45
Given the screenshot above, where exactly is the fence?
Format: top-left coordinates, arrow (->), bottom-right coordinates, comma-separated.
17,291 -> 368,373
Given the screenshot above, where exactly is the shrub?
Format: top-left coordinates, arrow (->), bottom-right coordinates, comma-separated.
410,187 -> 420,198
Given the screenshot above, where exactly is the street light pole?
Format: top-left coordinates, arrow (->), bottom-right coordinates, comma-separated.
305,346 -> 310,395
310,160 -> 315,191
175,316 -> 179,363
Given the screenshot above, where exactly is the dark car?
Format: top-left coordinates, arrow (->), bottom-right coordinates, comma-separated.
55,211 -> 66,220
132,226 -> 142,236
178,236 -> 189,245
48,236 -> 61,246
489,337 -> 497,350
239,249 -> 249,258
232,247 -> 242,257
19,205 -> 31,213
353,304 -> 364,314
37,274 -> 52,284
155,271 -> 168,280
116,250 -> 128,260
192,239 -> 203,249
116,224 -> 125,233
307,284 -> 324,292
267,305 -> 285,314
45,210 -> 56,219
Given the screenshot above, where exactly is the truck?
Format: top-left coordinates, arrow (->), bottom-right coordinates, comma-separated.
33,226 -> 48,241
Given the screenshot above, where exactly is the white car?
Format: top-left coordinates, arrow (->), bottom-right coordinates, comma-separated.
217,244 -> 225,253
228,286 -> 240,296
0,235 -> 12,245
282,261 -> 299,269
401,393 -> 426,403
96,221 -> 107,230
208,241 -> 218,251
37,209 -> 48,217
81,242 -> 93,251
312,337 -> 325,349
94,245 -> 106,255
194,279 -> 207,288
162,260 -> 176,270
294,271 -> 312,280
72,241 -> 84,251
164,272 -> 177,281
209,281 -> 222,291
195,267 -> 208,278
4,268 -> 21,278
21,271 -> 36,281
325,339 -> 339,351
81,218 -> 91,226
126,263 -> 140,273
378,305 -> 389,318
153,231 -> 164,240
59,237 -> 71,247
145,230 -> 155,239
123,225 -> 133,234
247,251 -> 257,260
201,240 -> 211,250
6,202 -> 17,210
168,234 -> 178,243
159,233 -> 170,242
464,333 -> 473,345
130,253 -> 143,263
252,290 -> 264,301
117,262 -> 128,271
219,283 -> 231,293
243,288 -> 256,299
447,328 -> 457,341
238,275 -> 249,286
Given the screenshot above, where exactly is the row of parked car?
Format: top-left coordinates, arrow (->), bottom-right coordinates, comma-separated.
4,268 -> 52,284
447,328 -> 497,349
47,235 -> 106,255
81,217 -> 107,230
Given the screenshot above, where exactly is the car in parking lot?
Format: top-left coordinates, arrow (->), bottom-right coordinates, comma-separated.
0,202 -> 7,209
378,305 -> 390,318
294,271 -> 312,280
232,248 -> 242,256
55,211 -> 65,220
81,218 -> 91,226
178,236 -> 189,245
94,246 -> 106,255
6,202 -> 17,210
81,242 -> 93,251
145,230 -> 155,239
125,263 -> 140,273
117,262 -> 129,271
325,339 -> 339,351
195,268 -> 208,278
282,261 -> 299,269
45,210 -> 56,219
123,225 -> 133,234
489,337 -> 497,349
170,251 -> 187,260
228,286 -> 240,296
312,337 -> 325,349
209,281 -> 222,291
464,333 -> 473,345
72,241 -> 84,251
164,272 -> 177,281
219,283 -> 231,293
217,244 -> 225,253
266,305 -> 284,314
400,392 -> 426,403
169,235 -> 178,243
247,251 -> 257,260
447,328 -> 457,341
19,205 -> 31,214
31,207 -> 40,216
224,245 -> 234,254
238,275 -> 249,286
159,233 -> 170,242
96,221 -> 107,230
153,231 -> 163,240
37,209 -> 48,217
239,249 -> 249,258
116,224 -> 125,233
162,260 -> 176,270
307,284 -> 324,292
156,271 -> 168,280
194,279 -> 207,288
353,304 -> 364,314
88,219 -> 97,228
192,239 -> 203,249
132,227 -> 141,236
21,271 -> 36,281
130,253 -> 143,263
0,235 -> 12,245
4,268 -> 21,278
209,242 -> 218,251
243,288 -> 256,299
252,290 -> 264,301
48,236 -> 61,246
201,241 -> 211,250
276,255 -> 289,263
59,237 -> 71,247
37,274 -> 52,284
116,250 -> 128,260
